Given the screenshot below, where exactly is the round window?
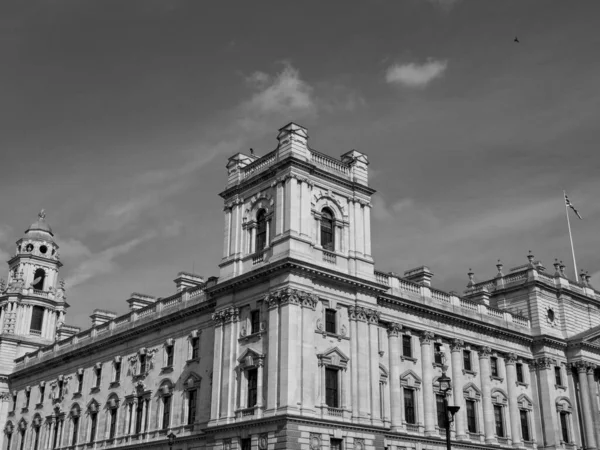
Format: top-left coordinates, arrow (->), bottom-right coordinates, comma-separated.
40,245 -> 48,254
547,308 -> 555,322
26,243 -> 34,252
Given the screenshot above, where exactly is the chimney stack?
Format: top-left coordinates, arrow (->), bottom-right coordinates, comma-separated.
174,272 -> 204,292
126,293 -> 157,311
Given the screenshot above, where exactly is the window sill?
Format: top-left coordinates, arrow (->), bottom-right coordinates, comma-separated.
468,432 -> 481,439
401,356 -> 418,363
35,403 -> 44,410
90,387 -> 101,394
462,369 -> 477,376
239,330 -> 265,343
20,407 -> 29,414
432,362 -> 444,368
316,330 -> 349,341
555,384 -> 567,390
490,375 -> 504,382
516,381 -> 528,388
186,358 -> 200,365
161,366 -> 174,373
109,381 -> 120,389
72,392 -> 82,398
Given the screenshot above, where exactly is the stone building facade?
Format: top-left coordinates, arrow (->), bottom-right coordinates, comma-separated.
1,122 -> 600,450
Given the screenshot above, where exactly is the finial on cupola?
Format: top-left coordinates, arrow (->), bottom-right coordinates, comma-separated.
38,209 -> 46,220
496,259 -> 504,277
467,268 -> 475,288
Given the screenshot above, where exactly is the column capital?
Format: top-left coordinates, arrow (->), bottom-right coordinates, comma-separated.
387,322 -> 402,337
264,288 -> 315,309
536,356 -> 555,370
348,306 -> 368,322
570,360 -> 592,373
449,339 -> 464,352
365,308 -> 380,325
504,353 -> 518,365
478,346 -> 492,359
419,331 -> 435,345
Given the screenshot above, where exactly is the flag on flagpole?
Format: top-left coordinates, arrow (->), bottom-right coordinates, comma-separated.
565,193 -> 583,220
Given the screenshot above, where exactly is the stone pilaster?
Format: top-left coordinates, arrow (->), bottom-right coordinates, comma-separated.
420,331 -> 436,436
300,292 -> 318,415
576,361 -> 597,449
349,307 -> 359,420
504,353 -> 522,447
450,339 -> 467,439
387,322 -> 402,430
209,312 -> 224,423
478,346 -> 496,444
367,309 -> 381,425
276,289 -> 302,413
588,366 -> 600,450
355,307 -> 370,421
266,294 -> 279,414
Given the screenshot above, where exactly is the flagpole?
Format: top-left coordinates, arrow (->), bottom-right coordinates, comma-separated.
564,190 -> 579,282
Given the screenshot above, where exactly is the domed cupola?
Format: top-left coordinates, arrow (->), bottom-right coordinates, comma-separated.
23,209 -> 55,242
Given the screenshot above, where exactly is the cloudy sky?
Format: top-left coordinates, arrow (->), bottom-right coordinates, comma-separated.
1,0 -> 599,329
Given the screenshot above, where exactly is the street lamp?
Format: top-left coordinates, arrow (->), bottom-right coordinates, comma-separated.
167,431 -> 176,450
437,348 -> 460,450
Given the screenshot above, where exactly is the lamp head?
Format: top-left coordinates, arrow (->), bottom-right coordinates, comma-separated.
438,373 -> 452,393
167,432 -> 176,445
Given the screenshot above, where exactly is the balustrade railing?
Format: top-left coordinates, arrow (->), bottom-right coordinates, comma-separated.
322,250 -> 336,264
242,150 -> 277,179
310,150 -> 350,177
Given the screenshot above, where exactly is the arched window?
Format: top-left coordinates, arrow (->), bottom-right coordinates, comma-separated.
32,415 -> 42,450
158,381 -> 173,430
30,306 -> 44,335
321,208 -> 335,251
106,396 -> 119,439
32,268 -> 45,291
69,405 -> 80,446
5,422 -> 14,450
256,210 -> 267,252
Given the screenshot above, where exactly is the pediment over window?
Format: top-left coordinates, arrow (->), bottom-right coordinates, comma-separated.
463,382 -> 482,400
317,347 -> 349,369
491,388 -> 508,405
518,394 -> 534,410
237,348 -> 264,369
400,369 -> 422,388
184,372 -> 202,389
556,396 -> 573,412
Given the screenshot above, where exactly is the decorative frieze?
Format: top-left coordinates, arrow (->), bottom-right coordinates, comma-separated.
419,330 -> 435,345
348,305 -> 378,322
449,339 -> 464,352
478,346 -> 492,359
535,357 -> 555,370
505,353 -> 518,365
212,307 -> 239,325
263,288 -> 318,310
387,322 -> 402,337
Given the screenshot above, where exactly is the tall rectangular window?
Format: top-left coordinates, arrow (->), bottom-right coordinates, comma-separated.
463,350 -> 472,371
325,309 -> 336,334
162,396 -> 171,429
466,400 -> 477,433
72,416 -> 79,445
494,405 -> 504,437
77,372 -> 84,393
135,400 -> 143,434
188,390 -> 197,425
321,210 -> 334,251
114,362 -> 121,382
89,413 -> 98,443
436,394 -> 446,429
325,368 -> 339,408
404,388 -> 416,424
166,345 -> 174,367
19,430 -> 25,450
12,393 -> 17,412
520,410 -> 530,441
95,366 -> 102,388
248,368 -> 258,407
241,438 -> 252,450
516,363 -> 524,383
490,357 -> 499,377
30,306 -> 44,333
191,337 -> 200,360
39,385 -> 45,404
109,409 -> 117,439
560,411 -> 569,443
25,390 -> 30,408
251,310 -> 260,334
434,343 -> 443,364
33,427 -> 40,450
330,438 -> 343,450
402,335 -> 412,358
139,354 -> 147,374
555,366 -> 562,385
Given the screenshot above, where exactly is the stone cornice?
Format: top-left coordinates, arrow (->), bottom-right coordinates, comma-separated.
532,335 -> 567,350
378,295 -> 532,346
348,306 -> 379,323
219,156 -> 376,201
10,299 -> 216,380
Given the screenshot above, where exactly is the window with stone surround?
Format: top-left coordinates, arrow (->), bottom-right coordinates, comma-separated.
490,357 -> 499,377
12,391 -> 17,412
326,368 -> 340,408
17,420 -> 26,450
463,350 -> 472,372
184,374 -> 201,425
403,388 -> 416,424
321,208 -> 335,251
464,383 -> 482,434
106,396 -> 118,439
112,357 -> 121,384
87,401 -> 99,443
556,397 -> 573,444
24,387 -> 30,409
164,338 -> 175,368
4,422 -> 13,450
38,382 -> 45,406
32,415 -> 41,450
402,335 -> 413,358
330,438 -> 343,450
400,370 -> 421,426
241,438 -> 252,450
30,306 -> 44,334
492,389 -> 508,438
32,268 -> 45,290
554,366 -> 563,386
76,369 -> 84,394
93,363 -> 102,389
518,394 -> 535,442
250,309 -> 261,334
434,342 -> 443,365
158,381 -> 173,429
237,350 -> 265,413
325,308 -> 337,334
188,330 -> 200,361
516,362 -> 524,383
436,394 -> 446,429
317,347 -> 348,413
256,209 -> 267,252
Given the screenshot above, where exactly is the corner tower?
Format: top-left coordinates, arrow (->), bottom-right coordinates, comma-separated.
218,122 -> 376,281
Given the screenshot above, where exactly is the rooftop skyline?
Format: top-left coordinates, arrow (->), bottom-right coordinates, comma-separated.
1,0 -> 599,328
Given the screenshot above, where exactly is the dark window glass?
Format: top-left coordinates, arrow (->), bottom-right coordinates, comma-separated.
77,373 -> 83,393
25,390 -> 30,408
34,426 -> 40,450
248,368 -> 258,407
114,362 -> 121,382
555,366 -> 562,386
12,393 -> 17,411
330,438 -> 343,450
256,210 -> 267,252
325,368 -> 339,408
139,354 -> 147,374
436,394 -> 446,428
321,209 -> 335,251
325,309 -> 337,334
520,410 -> 530,441
127,404 -> 133,434
162,396 -> 171,429
402,335 -> 412,358
166,345 -> 174,366
72,416 -> 79,445
109,409 -> 117,439
135,399 -> 143,434
404,388 -> 415,424
466,400 -> 477,433
241,438 -> 252,450
90,413 -> 97,443
490,357 -> 498,377
39,385 -> 45,404
144,399 -> 149,431
251,310 -> 260,334
6,434 -> 11,450
32,268 -> 45,290
191,337 -> 199,360
19,430 -> 25,450
516,363 -> 524,383
434,343 -> 443,364
560,411 -> 569,443
58,380 -> 63,398
494,405 -> 504,437
463,350 -> 472,371
188,390 -> 197,425
95,367 -> 102,388
30,306 -> 44,333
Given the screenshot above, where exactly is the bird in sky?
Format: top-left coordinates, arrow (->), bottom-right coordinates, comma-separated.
514,36 -> 520,43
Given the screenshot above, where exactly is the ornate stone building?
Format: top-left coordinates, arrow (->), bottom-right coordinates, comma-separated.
1,122 -> 600,450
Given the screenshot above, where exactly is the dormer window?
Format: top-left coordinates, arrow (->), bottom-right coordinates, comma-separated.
32,268 -> 45,290
256,210 -> 267,252
321,208 -> 335,251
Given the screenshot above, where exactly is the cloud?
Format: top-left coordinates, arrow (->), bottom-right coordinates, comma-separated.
0,225 -> 12,265
426,0 -> 461,11
385,59 -> 448,88
65,232 -> 157,289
